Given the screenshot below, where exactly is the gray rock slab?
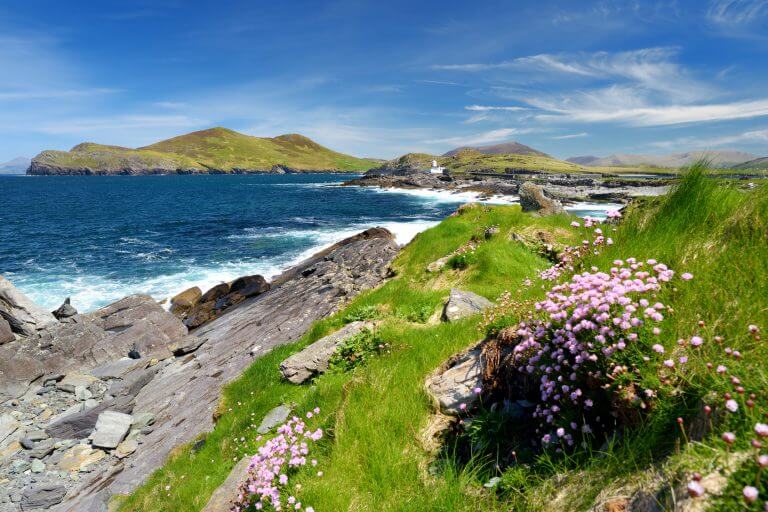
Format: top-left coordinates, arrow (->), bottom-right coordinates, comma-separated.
0,317 -> 14,344
90,358 -> 145,380
90,411 -> 132,449
46,395 -> 134,439
442,289 -> 494,322
426,346 -> 484,416
201,456 -> 251,512
0,413 -> 20,445
56,374 -> 100,393
20,485 -> 66,510
279,321 -> 373,384
257,405 -> 292,434
0,276 -> 57,337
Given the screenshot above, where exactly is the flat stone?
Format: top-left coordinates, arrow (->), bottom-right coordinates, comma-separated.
10,459 -> 30,473
257,405 -> 291,434
426,256 -> 451,273
0,317 -> 14,344
168,335 -> 206,356
0,413 -> 20,444
90,411 -> 132,449
59,444 -> 106,472
131,412 -> 155,429
25,429 -> 49,442
425,346 -> 484,416
0,276 -> 57,337
279,321 -> 374,384
115,439 -> 138,459
75,385 -> 93,401
31,459 -> 45,473
56,374 -> 100,393
90,358 -> 145,380
20,484 -> 66,510
201,456 -> 251,512
28,439 -> 55,458
442,289 -> 494,322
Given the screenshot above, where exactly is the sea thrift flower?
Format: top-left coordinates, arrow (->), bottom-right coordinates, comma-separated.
652,344 -> 665,354
680,273 -> 693,281
690,336 -> 703,347
570,221 -> 581,227
756,423 -> 768,438
743,486 -> 759,503
725,399 -> 739,413
687,481 -> 705,498
722,432 -> 736,444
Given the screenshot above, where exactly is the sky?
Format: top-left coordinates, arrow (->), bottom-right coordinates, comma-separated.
1,0 -> 768,162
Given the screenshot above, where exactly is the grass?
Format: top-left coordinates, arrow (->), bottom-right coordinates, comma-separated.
120,167 -> 768,511
31,127 -> 377,173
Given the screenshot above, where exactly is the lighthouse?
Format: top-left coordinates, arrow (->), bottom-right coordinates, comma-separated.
429,160 -> 445,174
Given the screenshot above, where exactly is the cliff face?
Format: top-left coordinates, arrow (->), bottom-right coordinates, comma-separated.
27,128 -> 378,175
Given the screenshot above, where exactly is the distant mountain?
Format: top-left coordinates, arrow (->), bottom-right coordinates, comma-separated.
443,141 -> 550,158
732,157 -> 768,170
566,150 -> 757,169
28,128 -> 378,175
0,157 -> 31,174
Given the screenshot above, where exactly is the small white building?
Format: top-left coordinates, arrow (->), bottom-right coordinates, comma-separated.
429,160 -> 445,174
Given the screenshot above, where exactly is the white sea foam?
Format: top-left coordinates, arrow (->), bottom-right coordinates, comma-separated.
365,185 -> 519,205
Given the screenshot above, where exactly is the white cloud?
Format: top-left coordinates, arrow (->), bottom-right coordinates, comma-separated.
707,0 -> 768,24
426,128 -> 533,146
465,105 -> 527,112
650,127 -> 768,149
0,88 -> 118,101
552,132 -> 588,139
37,115 -> 208,136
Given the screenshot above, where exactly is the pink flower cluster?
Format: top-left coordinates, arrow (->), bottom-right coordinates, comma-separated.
232,409 -> 323,512
512,258 -> 679,448
540,216 -> 617,281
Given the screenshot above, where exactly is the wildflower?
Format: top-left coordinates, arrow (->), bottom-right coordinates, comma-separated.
759,455 -> 768,468
459,403 -> 467,411
652,344 -> 665,354
743,486 -> 759,503
722,432 -> 736,444
716,365 -> 728,374
690,336 -> 703,347
755,423 -> 768,438
725,399 -> 739,413
570,221 -> 581,227
687,480 -> 705,498
679,356 -> 688,364
663,359 -> 675,368
749,324 -> 760,334
680,273 -> 693,281
473,387 -> 482,395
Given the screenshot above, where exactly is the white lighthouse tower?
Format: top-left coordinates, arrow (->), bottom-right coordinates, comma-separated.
429,159 -> 445,174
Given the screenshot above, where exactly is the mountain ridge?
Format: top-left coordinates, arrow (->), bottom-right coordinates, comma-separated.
0,157 -> 31,174
443,141 -> 550,158
27,128 -> 378,175
566,150 -> 757,168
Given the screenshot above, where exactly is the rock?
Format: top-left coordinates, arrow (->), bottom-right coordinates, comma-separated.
169,286 -> 202,318
10,459 -> 30,473
0,413 -> 20,444
484,226 -> 500,239
257,405 -> 292,434
0,317 -> 14,344
90,358 -> 145,380
426,346 -> 484,415
200,283 -> 230,304
46,395 -> 134,439
201,456 -> 252,512
25,430 -> 49,442
74,386 -> 93,401
518,182 -> 565,216
442,289 -> 494,322
90,411 -> 132,449
426,256 -> 451,273
229,274 -> 270,298
31,459 -> 45,473
29,439 -> 55,458
52,297 -> 78,320
59,444 -> 106,472
115,439 -> 138,459
20,484 -> 66,510
56,374 -> 100,394
168,335 -> 206,355
0,276 -> 57,336
419,413 -> 456,455
279,321 -> 374,384
21,437 -> 37,449
131,412 -> 155,429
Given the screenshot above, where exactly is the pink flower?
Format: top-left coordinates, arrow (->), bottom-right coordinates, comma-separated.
755,423 -> 768,438
749,324 -> 760,334
652,344 -> 665,354
570,221 -> 581,227
759,455 -> 768,468
743,486 -> 759,503
722,432 -> 736,444
681,272 -> 693,281
473,387 -> 482,395
725,399 -> 739,412
663,359 -> 675,368
459,403 -> 467,411
687,481 -> 705,498
690,336 -> 703,347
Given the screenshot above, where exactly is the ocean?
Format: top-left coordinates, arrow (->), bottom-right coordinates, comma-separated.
0,174 -> 618,312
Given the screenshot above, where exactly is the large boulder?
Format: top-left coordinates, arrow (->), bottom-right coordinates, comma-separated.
90,411 -> 133,449
0,317 -> 14,344
183,275 -> 270,329
442,289 -> 494,322
169,286 -> 202,318
280,321 -> 374,384
20,485 -> 67,510
518,182 -> 565,216
0,276 -> 57,336
426,346 -> 484,415
52,297 -> 78,320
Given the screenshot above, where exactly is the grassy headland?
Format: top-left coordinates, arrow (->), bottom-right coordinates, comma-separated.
28,128 -> 378,175
119,166 -> 767,511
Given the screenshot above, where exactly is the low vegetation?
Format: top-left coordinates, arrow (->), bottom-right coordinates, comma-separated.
120,165 -> 767,511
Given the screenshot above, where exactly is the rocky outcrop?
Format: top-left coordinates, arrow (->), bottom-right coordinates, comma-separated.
180,274 -> 271,329
51,299 -> 77,321
280,321 -> 374,384
0,277 -> 57,337
425,346 -> 484,415
518,182 -> 565,215
0,294 -> 191,402
201,456 -> 252,512
0,318 -> 14,345
42,227 -> 397,512
442,289 -> 494,322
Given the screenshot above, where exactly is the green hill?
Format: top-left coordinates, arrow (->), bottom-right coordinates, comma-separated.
27,127 -> 378,175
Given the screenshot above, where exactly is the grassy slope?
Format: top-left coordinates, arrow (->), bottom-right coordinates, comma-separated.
32,128 -> 377,173
120,171 -> 768,511
117,205 -> 578,512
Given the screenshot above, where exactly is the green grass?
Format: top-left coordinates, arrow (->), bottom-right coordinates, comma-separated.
31,127 -> 378,173
120,168 -> 768,511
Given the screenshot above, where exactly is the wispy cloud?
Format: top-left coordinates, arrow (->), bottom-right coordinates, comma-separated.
552,132 -> 588,139
707,0 -> 768,24
650,127 -> 768,150
37,115 -> 208,136
465,105 -> 527,112
426,127 -> 533,146
0,88 -> 118,101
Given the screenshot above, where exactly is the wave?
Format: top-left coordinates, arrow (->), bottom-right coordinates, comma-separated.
362,185 -> 519,205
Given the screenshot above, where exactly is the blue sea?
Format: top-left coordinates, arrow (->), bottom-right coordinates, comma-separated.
0,174 -> 618,312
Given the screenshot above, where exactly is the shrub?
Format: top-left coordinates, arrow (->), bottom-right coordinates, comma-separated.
448,252 -> 477,270
341,304 -> 382,323
328,329 -> 388,372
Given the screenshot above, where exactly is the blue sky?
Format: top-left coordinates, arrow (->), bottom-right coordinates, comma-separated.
2,0 -> 768,161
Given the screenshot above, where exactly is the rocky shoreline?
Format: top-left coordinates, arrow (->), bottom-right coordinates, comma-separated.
0,228 -> 399,511
342,168 -> 672,203
26,162 -> 359,176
